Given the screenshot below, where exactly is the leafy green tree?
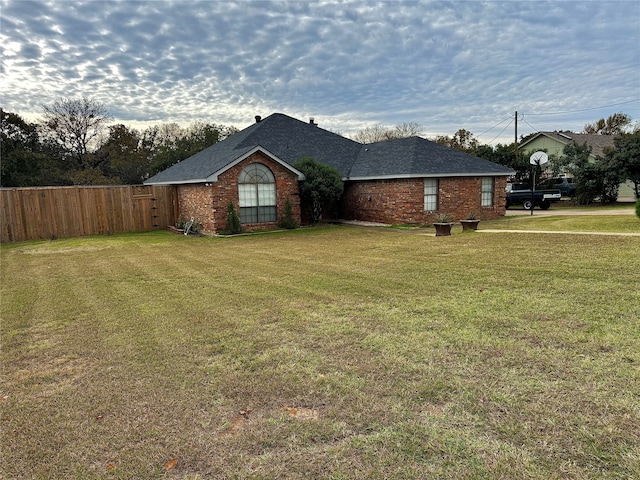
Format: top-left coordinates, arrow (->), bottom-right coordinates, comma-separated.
143,122 -> 238,176
599,158 -> 625,204
96,124 -> 151,184
68,166 -> 118,185
0,109 -> 70,186
608,131 -> 640,198
475,142 -> 534,182
141,123 -> 186,174
1,110 -> 46,186
434,129 -> 479,154
561,143 -> 599,204
292,157 -> 343,224
561,142 -> 625,204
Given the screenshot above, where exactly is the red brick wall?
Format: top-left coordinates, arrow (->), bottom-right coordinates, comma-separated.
177,162 -> 508,231
342,176 -> 507,224
176,151 -> 301,234
176,184 -> 215,231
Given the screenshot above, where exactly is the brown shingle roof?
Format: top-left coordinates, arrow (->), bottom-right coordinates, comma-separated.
520,131 -> 616,157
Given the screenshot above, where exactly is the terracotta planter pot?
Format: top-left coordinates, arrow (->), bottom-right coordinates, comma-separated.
434,222 -> 454,236
460,219 -> 480,231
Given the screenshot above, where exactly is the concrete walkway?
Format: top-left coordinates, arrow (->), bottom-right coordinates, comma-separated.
497,206 -> 640,236
505,207 -> 635,217
340,205 -> 640,237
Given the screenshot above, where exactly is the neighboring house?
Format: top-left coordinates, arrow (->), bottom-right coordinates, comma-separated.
145,113 -> 514,234
518,131 -> 615,162
517,131 -> 637,199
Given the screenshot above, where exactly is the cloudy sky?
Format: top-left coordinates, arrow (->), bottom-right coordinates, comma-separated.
2,0 -> 639,144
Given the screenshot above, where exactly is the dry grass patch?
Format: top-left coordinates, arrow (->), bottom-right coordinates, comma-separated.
2,226 -> 639,479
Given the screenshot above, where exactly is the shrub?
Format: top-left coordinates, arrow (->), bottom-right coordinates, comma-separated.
226,202 -> 242,234
636,199 -> 640,219
175,216 -> 188,229
176,217 -> 202,235
436,212 -> 454,223
292,157 -> 343,224
562,142 -> 625,205
279,198 -> 297,229
187,219 -> 203,235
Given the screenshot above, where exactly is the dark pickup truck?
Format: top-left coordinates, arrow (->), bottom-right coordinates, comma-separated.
506,183 -> 562,210
539,176 -> 577,196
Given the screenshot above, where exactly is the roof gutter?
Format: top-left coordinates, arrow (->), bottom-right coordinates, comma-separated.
144,178 -> 209,186
345,171 -> 515,181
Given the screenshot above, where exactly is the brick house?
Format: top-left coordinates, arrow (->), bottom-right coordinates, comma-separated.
145,113 -> 514,233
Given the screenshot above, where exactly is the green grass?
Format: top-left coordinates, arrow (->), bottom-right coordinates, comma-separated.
507,200 -> 637,212
483,214 -> 640,233
2,223 -> 639,479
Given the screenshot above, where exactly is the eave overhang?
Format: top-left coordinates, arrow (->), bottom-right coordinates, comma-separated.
206,146 -> 306,182
345,171 -> 515,181
144,145 -> 306,185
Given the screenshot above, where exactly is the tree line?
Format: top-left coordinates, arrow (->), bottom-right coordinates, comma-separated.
1,97 -> 238,187
354,114 -> 640,204
2,98 -> 638,203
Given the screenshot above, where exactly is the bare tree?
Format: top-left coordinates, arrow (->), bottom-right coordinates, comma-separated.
41,96 -> 113,167
392,122 -> 424,138
352,122 -> 424,144
352,124 -> 391,143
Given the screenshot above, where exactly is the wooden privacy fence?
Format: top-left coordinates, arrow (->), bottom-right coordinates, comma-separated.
1,185 -> 178,243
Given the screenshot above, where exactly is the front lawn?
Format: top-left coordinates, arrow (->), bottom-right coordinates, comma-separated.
2,225 -> 639,479
483,213 -> 640,233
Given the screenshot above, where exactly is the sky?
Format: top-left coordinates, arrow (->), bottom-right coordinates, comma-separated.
2,0 -> 639,145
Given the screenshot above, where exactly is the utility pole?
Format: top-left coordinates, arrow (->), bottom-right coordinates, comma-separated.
514,111 -> 518,164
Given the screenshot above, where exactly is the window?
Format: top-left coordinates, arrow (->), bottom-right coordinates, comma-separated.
481,177 -> 494,207
238,163 -> 276,223
424,178 -> 438,211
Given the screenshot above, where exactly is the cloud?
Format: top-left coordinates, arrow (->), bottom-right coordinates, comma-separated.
1,0 -> 639,143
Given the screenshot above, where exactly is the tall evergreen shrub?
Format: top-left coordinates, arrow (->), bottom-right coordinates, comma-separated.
279,198 -> 297,229
226,202 -> 242,234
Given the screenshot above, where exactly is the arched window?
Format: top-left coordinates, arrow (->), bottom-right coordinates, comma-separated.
238,163 -> 277,223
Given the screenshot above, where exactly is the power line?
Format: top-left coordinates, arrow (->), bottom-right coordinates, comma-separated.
486,118 -> 514,145
521,116 -> 541,133
476,115 -> 513,138
525,99 -> 640,116
471,99 -> 639,145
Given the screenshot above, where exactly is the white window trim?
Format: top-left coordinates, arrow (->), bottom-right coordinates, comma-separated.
424,178 -> 438,211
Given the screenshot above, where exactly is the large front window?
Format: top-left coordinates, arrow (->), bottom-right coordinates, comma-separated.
481,177 -> 494,207
238,163 -> 276,223
424,178 -> 438,211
